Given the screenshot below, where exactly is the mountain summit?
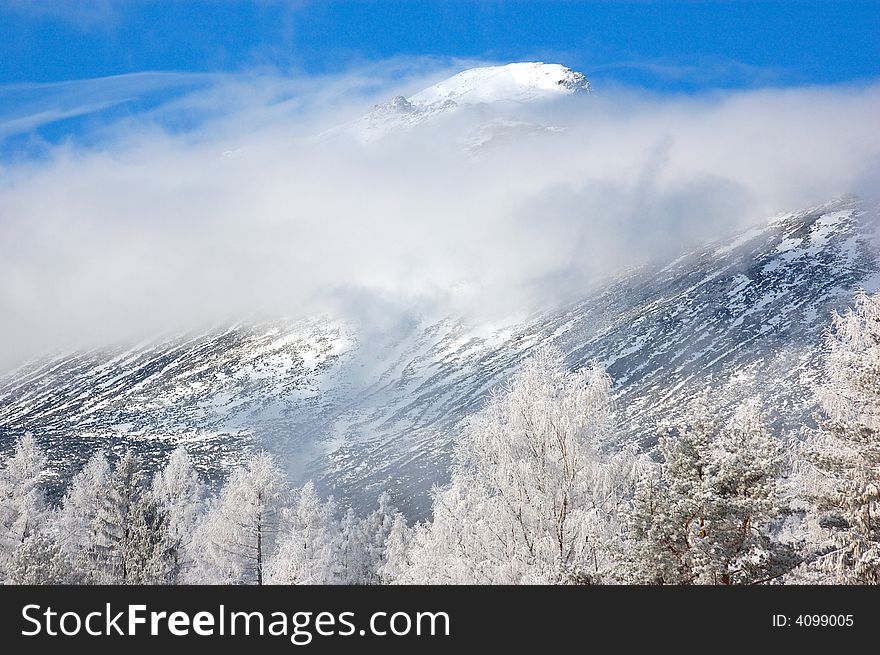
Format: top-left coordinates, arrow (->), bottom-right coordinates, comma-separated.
349,62 -> 590,142
409,62 -> 591,106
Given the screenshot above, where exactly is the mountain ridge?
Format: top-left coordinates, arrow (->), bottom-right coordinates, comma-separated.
1,196 -> 876,517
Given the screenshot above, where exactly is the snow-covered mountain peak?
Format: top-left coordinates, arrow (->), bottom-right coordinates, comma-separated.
409,62 -> 591,106
343,62 -> 590,143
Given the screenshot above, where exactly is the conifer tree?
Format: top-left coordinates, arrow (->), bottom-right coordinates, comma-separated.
151,445 -> 204,580
95,451 -> 171,584
801,291 -> 880,583
57,451 -> 111,582
265,482 -> 341,584
624,398 -> 792,584
0,434 -> 48,581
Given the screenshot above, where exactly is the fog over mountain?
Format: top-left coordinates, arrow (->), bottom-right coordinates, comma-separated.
0,62 -> 878,516
1,62 -> 878,371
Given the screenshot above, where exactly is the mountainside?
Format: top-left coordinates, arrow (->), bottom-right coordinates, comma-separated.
1,197 -> 876,517
2,64 -> 878,517
312,197 -> 879,514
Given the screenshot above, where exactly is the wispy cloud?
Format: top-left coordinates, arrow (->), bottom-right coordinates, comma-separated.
0,72 -> 222,143
590,55 -> 784,88
0,0 -> 126,30
0,60 -> 477,149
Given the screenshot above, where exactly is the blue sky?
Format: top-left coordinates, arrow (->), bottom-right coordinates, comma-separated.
1,1 -> 878,87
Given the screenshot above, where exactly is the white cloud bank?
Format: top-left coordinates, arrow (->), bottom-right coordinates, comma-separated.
0,61 -> 878,371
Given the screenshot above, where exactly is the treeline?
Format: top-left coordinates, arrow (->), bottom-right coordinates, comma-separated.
1,291 -> 878,585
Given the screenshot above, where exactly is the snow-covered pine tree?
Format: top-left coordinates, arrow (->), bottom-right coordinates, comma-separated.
151,445 -> 204,581
7,532 -> 74,584
801,290 -> 880,583
337,491 -> 399,584
188,452 -> 288,584
265,481 -> 341,585
336,507 -> 370,584
623,396 -> 715,584
624,397 -> 792,584
697,402 -> 795,583
57,451 -> 111,582
379,513 -> 413,584
95,450 -> 171,584
402,345 -> 636,584
362,491 -> 400,583
0,433 -> 48,582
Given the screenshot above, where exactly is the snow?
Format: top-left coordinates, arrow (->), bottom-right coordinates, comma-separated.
861,271 -> 880,293
775,237 -> 801,254
714,223 -> 768,255
343,62 -> 590,143
807,210 -> 851,252
0,192 -> 875,523
409,62 -> 589,106
727,273 -> 752,297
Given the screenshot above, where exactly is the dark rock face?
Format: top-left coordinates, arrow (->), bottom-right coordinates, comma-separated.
557,68 -> 592,94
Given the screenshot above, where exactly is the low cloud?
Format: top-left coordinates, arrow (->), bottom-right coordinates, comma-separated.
1,61 -> 878,371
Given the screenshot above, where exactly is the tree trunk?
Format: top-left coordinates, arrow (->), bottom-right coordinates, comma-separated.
256,510 -> 263,586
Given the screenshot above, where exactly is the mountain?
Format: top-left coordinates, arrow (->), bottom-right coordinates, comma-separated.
407,61 -> 590,105
311,196 -> 879,514
339,62 -> 590,143
1,63 -> 878,518
1,196 -> 876,517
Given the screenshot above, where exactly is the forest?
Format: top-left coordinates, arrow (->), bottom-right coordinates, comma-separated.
1,291 -> 878,585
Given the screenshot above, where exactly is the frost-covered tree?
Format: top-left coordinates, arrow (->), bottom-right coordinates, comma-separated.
800,291 -> 880,583
401,345 -> 640,584
8,532 -> 75,585
95,451 -> 172,584
362,492 -> 401,583
624,398 -> 716,584
189,452 -> 288,584
624,397 -> 792,584
380,513 -> 413,584
336,507 -> 369,584
0,434 -> 49,581
336,491 -> 399,584
265,482 -> 341,585
55,450 -> 170,584
151,445 -> 204,580
699,403 -> 795,583
57,451 -> 111,581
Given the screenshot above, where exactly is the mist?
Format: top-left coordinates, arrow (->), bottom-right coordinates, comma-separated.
1,62 -> 879,372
